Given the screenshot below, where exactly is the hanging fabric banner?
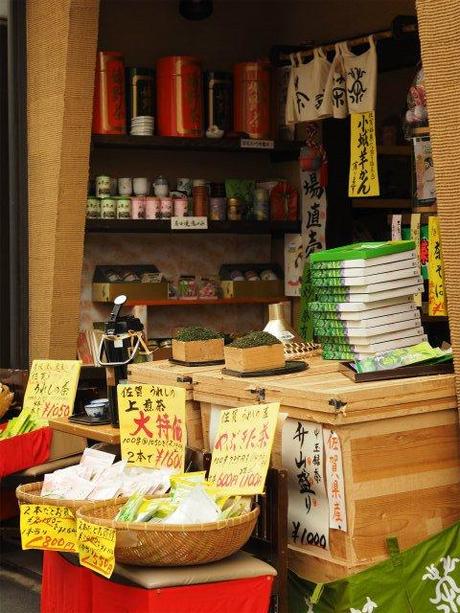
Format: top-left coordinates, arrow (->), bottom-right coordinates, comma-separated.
282,418 -> 329,551
428,216 -> 448,316
323,429 -> 347,532
301,168 -> 327,260
348,110 -> 380,197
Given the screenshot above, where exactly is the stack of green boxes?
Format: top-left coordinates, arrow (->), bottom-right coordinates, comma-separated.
309,241 -> 426,361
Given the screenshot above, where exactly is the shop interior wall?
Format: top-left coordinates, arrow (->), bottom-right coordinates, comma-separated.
83,0 -> 416,339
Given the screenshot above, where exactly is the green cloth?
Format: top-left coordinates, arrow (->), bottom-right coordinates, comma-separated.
288,521 -> 460,612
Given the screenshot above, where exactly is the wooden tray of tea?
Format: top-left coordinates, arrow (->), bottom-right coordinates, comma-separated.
339,360 -> 454,383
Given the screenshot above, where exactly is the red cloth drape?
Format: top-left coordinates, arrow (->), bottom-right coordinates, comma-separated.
0,426 -> 52,477
41,551 -> 274,613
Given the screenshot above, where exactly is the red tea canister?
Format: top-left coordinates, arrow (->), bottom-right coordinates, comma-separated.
156,56 -> 203,137
92,51 -> 127,135
233,61 -> 271,139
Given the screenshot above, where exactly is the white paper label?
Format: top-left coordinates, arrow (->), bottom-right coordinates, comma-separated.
391,214 -> 402,241
323,429 -> 347,532
171,217 -> 208,230
240,138 -> 274,150
282,418 -> 329,550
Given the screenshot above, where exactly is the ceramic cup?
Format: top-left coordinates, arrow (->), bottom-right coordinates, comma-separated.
153,175 -> 169,198
133,177 -> 149,196
176,177 -> 192,196
118,177 -> 133,196
95,175 -> 111,198
86,197 -> 101,219
100,198 -> 116,219
174,198 -> 188,217
116,197 -> 132,219
145,197 -> 161,219
131,197 -> 145,219
160,197 -> 173,218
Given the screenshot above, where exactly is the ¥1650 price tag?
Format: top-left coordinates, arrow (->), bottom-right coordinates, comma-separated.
20,504 -> 77,552
77,518 -> 116,579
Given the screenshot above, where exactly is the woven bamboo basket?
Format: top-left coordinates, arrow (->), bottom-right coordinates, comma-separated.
77,498 -> 260,566
16,482 -> 114,516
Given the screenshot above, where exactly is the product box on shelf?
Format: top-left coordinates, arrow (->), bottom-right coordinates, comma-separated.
92,265 -> 169,303
219,263 -> 284,298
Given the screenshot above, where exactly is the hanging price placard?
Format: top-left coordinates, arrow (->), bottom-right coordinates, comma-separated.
22,360 -> 81,418
428,216 -> 448,316
20,504 -> 77,552
349,111 -> 380,197
77,518 -> 116,579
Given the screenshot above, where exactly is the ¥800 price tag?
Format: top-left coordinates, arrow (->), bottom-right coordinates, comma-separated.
77,518 -> 116,579
20,504 -> 77,552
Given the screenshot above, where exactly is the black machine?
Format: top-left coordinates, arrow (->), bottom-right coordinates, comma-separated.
97,295 -> 145,427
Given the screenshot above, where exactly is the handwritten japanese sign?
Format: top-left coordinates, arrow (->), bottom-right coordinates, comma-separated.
77,518 -> 116,579
301,169 -> 327,261
20,504 -> 77,552
323,429 -> 347,532
282,418 -> 329,550
240,138 -> 274,150
171,216 -> 208,230
410,213 -> 422,307
428,216 -> 447,316
348,111 -> 380,197
117,384 -> 186,470
22,360 -> 81,418
207,403 -> 279,495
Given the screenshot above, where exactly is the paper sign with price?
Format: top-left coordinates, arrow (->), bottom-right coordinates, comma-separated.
207,402 -> 279,495
20,504 -> 77,552
22,360 -> 81,418
77,518 -> 116,579
117,384 -> 186,471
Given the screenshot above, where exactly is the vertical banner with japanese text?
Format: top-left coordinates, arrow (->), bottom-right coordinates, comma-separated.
282,418 -> 329,550
22,360 -> 81,418
428,216 -> 448,316
117,384 -> 186,471
20,504 -> 77,552
323,429 -> 347,532
207,403 -> 279,495
301,169 -> 327,261
348,111 -> 380,197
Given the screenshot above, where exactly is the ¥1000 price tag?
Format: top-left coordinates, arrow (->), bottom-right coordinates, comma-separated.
20,504 -> 77,552
77,518 -> 116,579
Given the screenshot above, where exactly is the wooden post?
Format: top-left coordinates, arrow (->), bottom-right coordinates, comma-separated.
27,0 -> 99,360
416,0 -> 460,406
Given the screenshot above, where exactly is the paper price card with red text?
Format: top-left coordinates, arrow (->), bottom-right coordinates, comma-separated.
22,360 -> 81,419
20,504 -> 77,552
117,384 -> 186,471
207,402 -> 279,495
77,518 -> 116,579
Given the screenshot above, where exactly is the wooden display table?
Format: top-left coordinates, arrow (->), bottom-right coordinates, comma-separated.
128,360 -> 222,449
49,417 -> 120,445
192,363 -> 460,582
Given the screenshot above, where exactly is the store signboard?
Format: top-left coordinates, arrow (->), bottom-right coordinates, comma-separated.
20,504 -> 77,552
117,384 -> 186,471
77,518 -> 116,579
22,360 -> 81,418
208,402 -> 279,495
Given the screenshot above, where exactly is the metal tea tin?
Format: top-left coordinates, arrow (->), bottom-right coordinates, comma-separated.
86,197 -> 101,219
205,71 -> 232,133
227,197 -> 243,221
234,61 -> 271,139
126,67 -> 155,120
96,175 -> 111,198
92,51 -> 126,135
101,197 -> 116,219
116,197 -> 132,219
209,197 -> 227,221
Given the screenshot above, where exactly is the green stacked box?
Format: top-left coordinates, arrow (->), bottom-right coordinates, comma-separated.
308,241 -> 426,361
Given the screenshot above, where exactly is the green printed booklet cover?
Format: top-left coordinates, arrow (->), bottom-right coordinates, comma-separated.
354,341 -> 453,373
311,268 -> 421,287
309,296 -> 415,314
311,259 -> 419,279
309,240 -> 415,263
313,284 -> 423,303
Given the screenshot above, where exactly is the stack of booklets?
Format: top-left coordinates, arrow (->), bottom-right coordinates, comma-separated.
309,241 -> 426,360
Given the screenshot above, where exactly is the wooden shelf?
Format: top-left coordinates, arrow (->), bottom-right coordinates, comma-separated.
377,144 -> 411,156
86,219 -> 301,235
352,198 -> 412,210
413,204 -> 437,214
123,297 -> 286,307
91,134 -> 302,160
49,417 -> 120,444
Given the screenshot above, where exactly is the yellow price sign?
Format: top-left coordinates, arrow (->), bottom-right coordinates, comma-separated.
208,402 -> 280,495
23,360 -> 81,418
77,518 -> 116,579
20,504 -> 77,552
117,384 -> 186,470
428,216 -> 448,316
348,110 -> 380,198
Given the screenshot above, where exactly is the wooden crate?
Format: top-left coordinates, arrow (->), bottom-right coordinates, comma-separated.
193,362 -> 460,581
224,344 -> 285,372
172,339 -> 224,363
128,360 -> 222,450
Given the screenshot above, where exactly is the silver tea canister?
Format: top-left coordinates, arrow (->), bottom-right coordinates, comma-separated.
96,175 -> 111,198
86,197 -> 101,219
116,197 -> 132,219
101,197 -> 117,219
